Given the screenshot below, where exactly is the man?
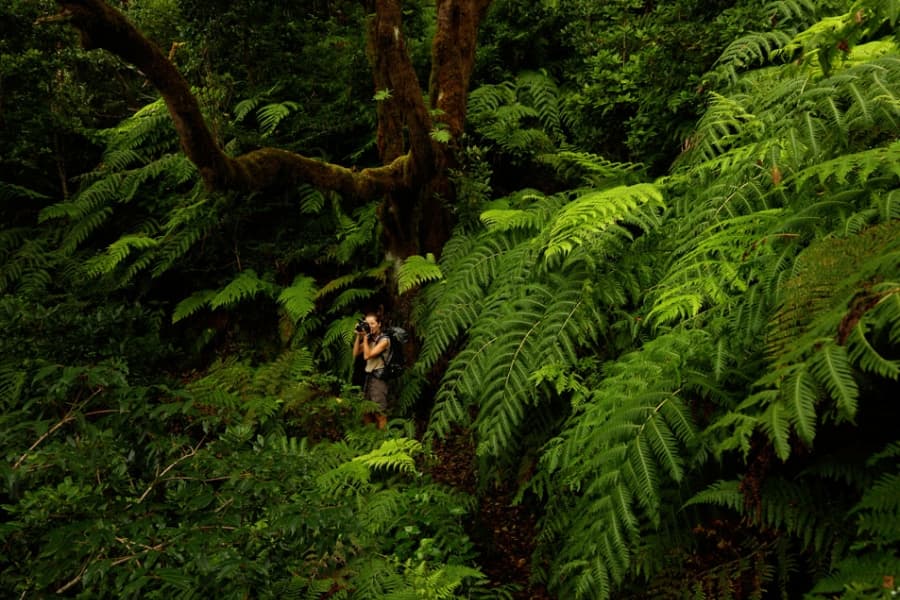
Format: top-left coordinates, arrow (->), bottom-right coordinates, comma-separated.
352,312 -> 390,428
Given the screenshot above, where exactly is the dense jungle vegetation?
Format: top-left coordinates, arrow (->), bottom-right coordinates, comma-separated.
2,0 -> 899,598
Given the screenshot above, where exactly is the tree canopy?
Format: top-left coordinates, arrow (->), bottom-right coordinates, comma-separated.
2,0 -> 899,598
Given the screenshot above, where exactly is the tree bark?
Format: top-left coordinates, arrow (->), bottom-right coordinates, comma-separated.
47,0 -> 492,260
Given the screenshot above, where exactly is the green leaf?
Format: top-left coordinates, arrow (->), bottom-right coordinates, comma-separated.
172,290 -> 216,323
398,254 -> 443,295
277,275 -> 317,322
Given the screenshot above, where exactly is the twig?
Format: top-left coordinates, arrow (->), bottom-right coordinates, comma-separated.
13,392 -> 111,470
56,555 -> 92,594
136,437 -> 206,504
13,414 -> 75,470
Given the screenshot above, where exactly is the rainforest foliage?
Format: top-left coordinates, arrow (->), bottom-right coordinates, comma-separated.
2,0 -> 899,598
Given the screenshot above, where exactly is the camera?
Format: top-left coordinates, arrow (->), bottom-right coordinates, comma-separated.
355,319 -> 370,334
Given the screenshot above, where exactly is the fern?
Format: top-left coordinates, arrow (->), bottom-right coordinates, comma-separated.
397,254 -> 443,295
257,100 -> 300,137
278,275 -> 318,322
538,183 -> 664,266
537,329 -> 710,599
84,234 -> 160,278
468,71 -> 575,160
540,151 -> 645,188
209,269 -> 277,310
351,438 -> 423,475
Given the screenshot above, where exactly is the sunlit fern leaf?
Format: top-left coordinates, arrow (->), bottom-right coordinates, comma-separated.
39,175 -> 122,222
351,438 -> 422,475
358,488 -> 403,535
320,315 -> 359,374
397,254 -> 443,295
792,142 -> 900,189
172,290 -> 217,323
153,195 -> 217,277
540,151 -> 645,188
414,233 -> 528,372
210,269 -> 277,310
101,148 -> 144,172
538,331 -> 711,599
539,183 -> 664,266
479,208 -> 542,233
712,30 -> 793,74
876,188 -> 900,221
98,97 -> 177,158
277,275 -> 317,322
767,0 -> 824,24
317,458 -> 372,497
648,210 -> 785,329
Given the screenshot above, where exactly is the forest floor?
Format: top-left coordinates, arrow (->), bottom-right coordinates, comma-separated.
428,427 -> 554,600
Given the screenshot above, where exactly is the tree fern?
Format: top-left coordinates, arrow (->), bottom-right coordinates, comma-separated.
433,9 -> 900,598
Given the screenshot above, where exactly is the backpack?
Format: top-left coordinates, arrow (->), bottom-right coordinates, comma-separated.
381,326 -> 409,380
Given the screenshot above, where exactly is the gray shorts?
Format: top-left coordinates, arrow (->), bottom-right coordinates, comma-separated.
364,375 -> 389,411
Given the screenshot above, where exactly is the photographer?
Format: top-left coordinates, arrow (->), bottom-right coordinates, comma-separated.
352,312 -> 390,428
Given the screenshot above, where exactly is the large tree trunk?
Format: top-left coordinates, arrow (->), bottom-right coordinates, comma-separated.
46,0 -> 491,260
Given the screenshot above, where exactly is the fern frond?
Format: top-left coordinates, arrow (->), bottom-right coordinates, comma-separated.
351,438 -> 422,475
397,254 -> 443,295
210,269 -> 277,310
540,151 -> 645,188
233,96 -> 263,123
539,183 -> 664,266
84,234 -> 159,278
0,181 -> 51,202
809,343 -> 859,420
327,287 -> 377,314
277,275 -> 318,322
684,479 -> 744,513
297,184 -> 327,214
257,100 -> 300,137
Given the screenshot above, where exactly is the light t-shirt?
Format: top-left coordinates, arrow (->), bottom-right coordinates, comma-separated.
364,335 -> 390,374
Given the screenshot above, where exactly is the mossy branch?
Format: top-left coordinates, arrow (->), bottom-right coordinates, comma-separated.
47,0 -> 411,196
